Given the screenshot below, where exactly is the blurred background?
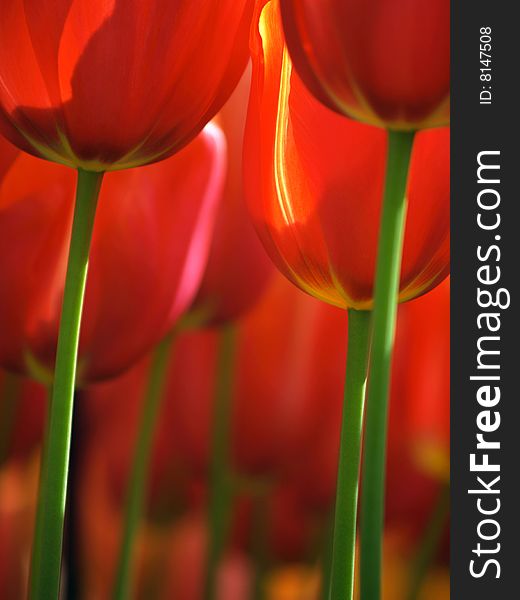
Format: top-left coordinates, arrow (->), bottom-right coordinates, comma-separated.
0,40 -> 450,600
0,270 -> 449,599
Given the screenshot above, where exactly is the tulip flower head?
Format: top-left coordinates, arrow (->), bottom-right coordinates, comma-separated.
0,125 -> 225,382
245,0 -> 450,310
279,0 -> 450,129
0,0 -> 253,170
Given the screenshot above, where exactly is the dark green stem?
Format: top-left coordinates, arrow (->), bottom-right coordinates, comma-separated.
29,169 -> 104,600
113,334 -> 174,600
328,309 -> 371,600
204,325 -> 238,600
65,394 -> 84,600
320,513 -> 334,600
359,130 -> 416,600
407,482 -> 449,600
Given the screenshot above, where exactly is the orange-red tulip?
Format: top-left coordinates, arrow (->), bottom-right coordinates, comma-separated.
245,0 -> 450,310
190,69 -> 273,325
0,0 -> 253,171
279,0 -> 450,129
0,126 -> 225,382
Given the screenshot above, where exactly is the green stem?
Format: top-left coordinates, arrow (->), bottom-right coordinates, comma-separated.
29,169 -> 104,600
328,309 -> 371,600
113,333 -> 174,600
320,513 -> 334,600
406,482 -> 449,600
359,130 -> 416,600
204,324 -> 238,600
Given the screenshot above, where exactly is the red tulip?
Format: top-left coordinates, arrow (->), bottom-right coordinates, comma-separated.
0,372 -> 46,465
245,0 -> 450,310
0,126 -> 225,382
0,0 -> 253,170
279,0 -> 450,129
190,69 -> 273,325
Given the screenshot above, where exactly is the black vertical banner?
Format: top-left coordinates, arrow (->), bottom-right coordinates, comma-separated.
452,1 -> 520,598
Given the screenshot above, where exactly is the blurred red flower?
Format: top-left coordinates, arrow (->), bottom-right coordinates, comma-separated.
0,126 -> 225,383
245,0 -> 450,310
279,0 -> 450,129
0,0 -> 253,170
